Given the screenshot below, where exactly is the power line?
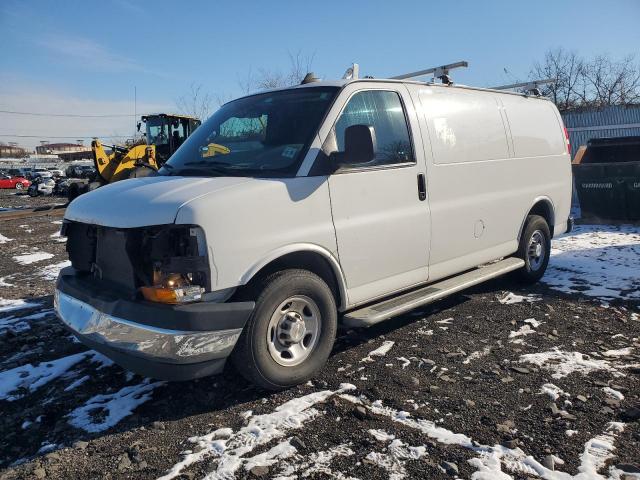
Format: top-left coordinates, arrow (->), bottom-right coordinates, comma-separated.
0,109 -> 145,118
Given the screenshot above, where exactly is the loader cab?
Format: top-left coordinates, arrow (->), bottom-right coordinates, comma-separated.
141,114 -> 201,164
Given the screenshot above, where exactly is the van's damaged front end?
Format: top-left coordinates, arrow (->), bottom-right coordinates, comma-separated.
54,184 -> 255,380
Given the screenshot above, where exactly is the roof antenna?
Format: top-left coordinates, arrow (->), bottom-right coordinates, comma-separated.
301,72 -> 320,84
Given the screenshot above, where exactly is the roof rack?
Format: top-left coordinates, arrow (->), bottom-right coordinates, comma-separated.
391,61 -> 468,85
491,78 -> 555,96
342,61 -> 469,85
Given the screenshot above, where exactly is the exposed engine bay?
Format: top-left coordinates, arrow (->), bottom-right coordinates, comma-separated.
62,221 -> 210,303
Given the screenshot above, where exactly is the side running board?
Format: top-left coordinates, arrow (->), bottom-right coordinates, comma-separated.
342,257 -> 525,327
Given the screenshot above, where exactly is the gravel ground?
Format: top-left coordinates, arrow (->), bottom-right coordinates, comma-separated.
0,190 -> 639,480
0,191 -> 65,211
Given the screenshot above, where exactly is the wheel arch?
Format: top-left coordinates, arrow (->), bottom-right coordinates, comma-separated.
518,196 -> 556,241
240,244 -> 348,310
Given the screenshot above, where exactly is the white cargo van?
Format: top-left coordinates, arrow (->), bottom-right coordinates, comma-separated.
55,76 -> 573,389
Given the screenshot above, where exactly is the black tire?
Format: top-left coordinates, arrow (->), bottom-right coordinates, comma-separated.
232,269 -> 337,390
67,183 -> 80,201
515,214 -> 551,284
15,182 -> 24,190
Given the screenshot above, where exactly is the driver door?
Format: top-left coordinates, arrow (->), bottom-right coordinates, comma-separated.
326,86 -> 431,305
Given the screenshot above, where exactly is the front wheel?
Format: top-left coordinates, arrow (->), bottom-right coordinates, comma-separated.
515,214 -> 551,284
14,182 -> 24,190
232,269 -> 337,390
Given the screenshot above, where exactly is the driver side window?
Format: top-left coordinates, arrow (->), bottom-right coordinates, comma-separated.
334,90 -> 414,166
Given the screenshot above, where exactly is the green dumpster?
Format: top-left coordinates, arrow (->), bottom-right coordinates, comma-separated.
573,136 -> 640,222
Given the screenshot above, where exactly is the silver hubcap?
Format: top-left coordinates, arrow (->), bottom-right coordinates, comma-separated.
527,230 -> 546,271
15,183 -> 22,190
267,295 -> 320,367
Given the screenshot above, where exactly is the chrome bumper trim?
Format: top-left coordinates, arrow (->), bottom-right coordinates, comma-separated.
54,290 -> 242,364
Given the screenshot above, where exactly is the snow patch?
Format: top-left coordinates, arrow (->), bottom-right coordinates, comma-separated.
0,351 -> 111,401
158,383 -> 356,480
40,260 -> 71,281
524,318 -> 542,328
540,383 -> 570,401
0,298 -> 40,313
498,292 -> 542,305
509,324 -> 536,340
369,429 -> 396,442
519,348 -> 635,379
463,346 -> 491,365
274,443 -> 355,480
602,387 -> 624,401
0,233 -> 13,244
67,379 -> 165,433
544,224 -> 640,300
364,439 -> 427,480
342,394 -> 628,480
13,252 -> 54,265
362,341 -> 395,362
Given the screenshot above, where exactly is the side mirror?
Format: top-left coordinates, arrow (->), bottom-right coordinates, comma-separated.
331,124 -> 376,168
137,122 -> 142,132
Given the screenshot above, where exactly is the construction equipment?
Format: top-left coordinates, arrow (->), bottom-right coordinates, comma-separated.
68,114 -> 201,200
92,113 -> 201,183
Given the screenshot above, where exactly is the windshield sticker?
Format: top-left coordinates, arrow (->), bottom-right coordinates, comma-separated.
282,146 -> 298,159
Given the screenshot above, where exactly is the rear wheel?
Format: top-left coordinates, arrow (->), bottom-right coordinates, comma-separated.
515,214 -> 551,284
232,269 -> 337,390
14,182 -> 24,190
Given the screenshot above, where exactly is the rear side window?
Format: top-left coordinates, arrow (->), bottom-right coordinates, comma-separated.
334,90 -> 414,166
419,88 -> 509,164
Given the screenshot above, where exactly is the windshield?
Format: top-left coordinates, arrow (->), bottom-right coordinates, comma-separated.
159,86 -> 339,177
146,117 -> 169,146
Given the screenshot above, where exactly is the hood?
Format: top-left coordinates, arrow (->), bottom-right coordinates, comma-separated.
64,176 -> 250,227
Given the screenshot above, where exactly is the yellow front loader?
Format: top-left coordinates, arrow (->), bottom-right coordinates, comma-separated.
92,113 -> 201,184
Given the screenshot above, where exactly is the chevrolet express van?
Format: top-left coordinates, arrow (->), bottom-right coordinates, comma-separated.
55,77 -> 572,389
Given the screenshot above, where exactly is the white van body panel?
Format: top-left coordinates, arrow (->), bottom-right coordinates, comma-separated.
174,175 -> 340,296
408,84 -> 571,283
319,82 -> 431,305
65,176 -> 251,228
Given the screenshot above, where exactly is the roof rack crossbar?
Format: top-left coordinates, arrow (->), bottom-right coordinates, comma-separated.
491,78 -> 556,95
390,61 -> 469,80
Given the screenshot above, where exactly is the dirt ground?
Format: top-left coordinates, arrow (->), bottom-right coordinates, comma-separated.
0,189 -> 638,480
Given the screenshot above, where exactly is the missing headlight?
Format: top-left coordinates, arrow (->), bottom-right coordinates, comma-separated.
138,225 -> 210,304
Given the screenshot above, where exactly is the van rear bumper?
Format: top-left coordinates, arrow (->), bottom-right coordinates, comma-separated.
54,268 -> 254,381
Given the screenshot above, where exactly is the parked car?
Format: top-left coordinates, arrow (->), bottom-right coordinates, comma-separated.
0,174 -> 30,190
27,176 -> 55,196
56,77 -> 572,390
48,168 -> 65,177
7,168 -> 28,177
29,168 -> 54,180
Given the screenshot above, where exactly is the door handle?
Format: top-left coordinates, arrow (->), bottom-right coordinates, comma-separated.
417,173 -> 426,201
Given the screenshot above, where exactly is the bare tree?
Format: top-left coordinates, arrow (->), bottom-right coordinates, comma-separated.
530,47 -> 584,111
240,51 -> 316,94
580,54 -> 640,107
530,48 -> 640,111
176,83 -> 215,120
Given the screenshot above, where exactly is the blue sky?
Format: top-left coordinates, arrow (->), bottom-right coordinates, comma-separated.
1,0 -> 639,148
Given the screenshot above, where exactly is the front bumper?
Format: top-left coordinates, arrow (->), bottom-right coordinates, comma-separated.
55,268 -> 254,381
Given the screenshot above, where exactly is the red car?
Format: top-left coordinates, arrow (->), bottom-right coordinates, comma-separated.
0,174 -> 31,190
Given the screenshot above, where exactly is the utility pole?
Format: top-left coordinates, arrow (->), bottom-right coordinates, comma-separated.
134,86 -> 137,141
